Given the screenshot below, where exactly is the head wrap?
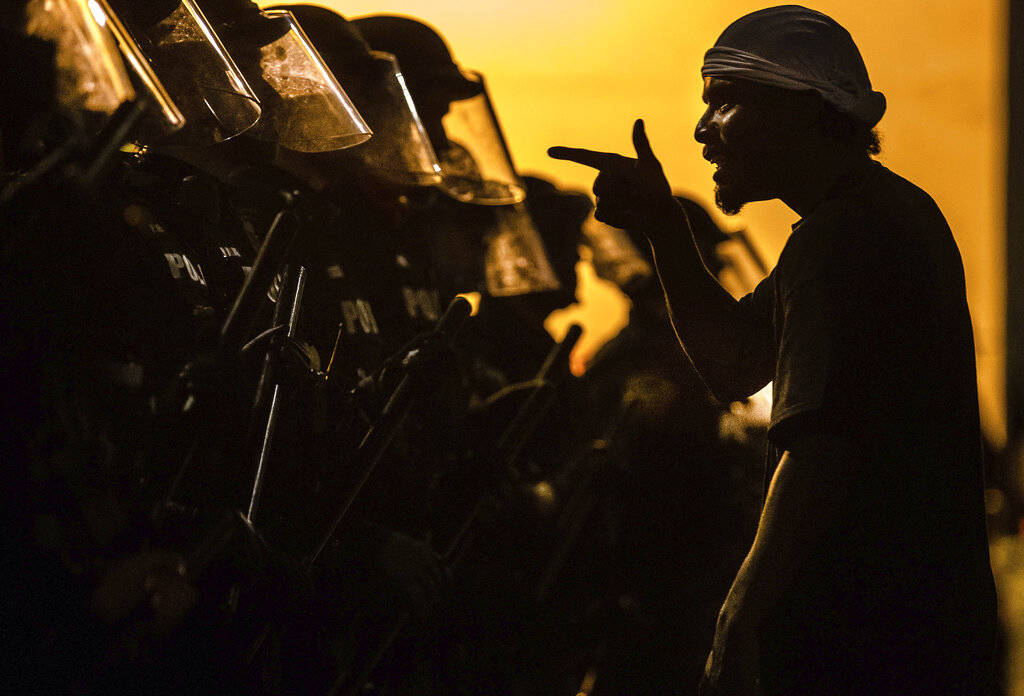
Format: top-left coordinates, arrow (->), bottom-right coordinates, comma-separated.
701,5 -> 885,127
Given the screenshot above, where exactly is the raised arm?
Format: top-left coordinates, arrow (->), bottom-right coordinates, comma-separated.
549,120 -> 772,401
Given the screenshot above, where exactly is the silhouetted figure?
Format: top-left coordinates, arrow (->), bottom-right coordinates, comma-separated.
466,175 -> 590,386
569,196 -> 757,694
551,6 -> 997,695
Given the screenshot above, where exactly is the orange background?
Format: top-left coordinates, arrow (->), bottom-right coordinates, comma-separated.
266,0 -> 1009,446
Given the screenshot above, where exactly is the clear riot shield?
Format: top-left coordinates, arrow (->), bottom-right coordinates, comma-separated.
24,0 -> 137,118
436,71 -> 524,205
484,202 -> 561,296
87,0 -> 186,136
24,0 -> 186,139
267,5 -> 439,184
582,215 -> 653,292
228,9 -> 370,153
338,51 -> 440,185
112,0 -> 262,145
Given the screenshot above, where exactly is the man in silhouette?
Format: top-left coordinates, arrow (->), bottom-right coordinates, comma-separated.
551,6 -> 997,695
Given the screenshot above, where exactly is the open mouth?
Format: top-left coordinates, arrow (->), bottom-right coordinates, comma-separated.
703,147 -> 728,180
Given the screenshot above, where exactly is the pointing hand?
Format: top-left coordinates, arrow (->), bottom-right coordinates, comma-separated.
549,119 -> 673,230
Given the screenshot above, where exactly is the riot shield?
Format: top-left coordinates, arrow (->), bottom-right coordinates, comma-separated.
581,216 -> 653,293
435,71 -> 524,205
24,0 -> 137,118
484,203 -> 561,296
111,0 -> 262,145
223,8 -> 371,153
338,51 -> 441,185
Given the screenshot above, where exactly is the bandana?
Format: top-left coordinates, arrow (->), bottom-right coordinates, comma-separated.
701,5 -> 886,127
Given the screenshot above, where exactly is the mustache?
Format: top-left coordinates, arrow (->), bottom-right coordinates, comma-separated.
702,146 -> 727,164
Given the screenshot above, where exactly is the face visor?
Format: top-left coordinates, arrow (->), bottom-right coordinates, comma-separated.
582,216 -> 653,292
484,202 -> 561,296
431,70 -> 524,205
112,0 -> 261,145
223,9 -> 370,153
23,0 -> 138,119
333,51 -> 440,185
84,0 -> 186,138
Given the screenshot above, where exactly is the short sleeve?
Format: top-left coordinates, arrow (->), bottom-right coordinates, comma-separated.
736,271 -> 774,326
733,272 -> 777,397
765,222 -> 853,451
766,217 -> 898,451
767,255 -> 833,450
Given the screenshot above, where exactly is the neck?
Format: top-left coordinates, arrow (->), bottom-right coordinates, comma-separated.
776,145 -> 871,218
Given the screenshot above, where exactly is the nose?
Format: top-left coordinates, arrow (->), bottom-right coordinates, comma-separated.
694,106 -> 713,144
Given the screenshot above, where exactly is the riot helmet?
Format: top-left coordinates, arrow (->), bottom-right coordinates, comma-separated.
401,192 -> 561,298
582,217 -> 653,295
13,0 -> 187,165
200,1 -> 370,153
108,0 -> 261,145
352,15 -> 524,204
274,5 -> 440,186
23,0 -> 135,119
81,0 -> 186,138
521,175 -> 592,298
484,202 -> 561,296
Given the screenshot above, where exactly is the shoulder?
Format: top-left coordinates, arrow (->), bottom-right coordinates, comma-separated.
820,163 -> 953,248
796,162 -> 947,233
859,164 -> 951,233
786,163 -> 956,276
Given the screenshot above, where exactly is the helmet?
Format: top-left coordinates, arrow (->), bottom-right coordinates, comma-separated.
273,5 -> 440,184
352,15 -> 523,204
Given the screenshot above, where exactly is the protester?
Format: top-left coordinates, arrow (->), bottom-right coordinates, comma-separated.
551,6 -> 997,694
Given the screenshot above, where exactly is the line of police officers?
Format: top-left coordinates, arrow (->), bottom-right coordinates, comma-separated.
0,1 -> 765,693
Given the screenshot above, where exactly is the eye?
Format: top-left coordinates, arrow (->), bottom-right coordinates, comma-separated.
705,98 -> 733,116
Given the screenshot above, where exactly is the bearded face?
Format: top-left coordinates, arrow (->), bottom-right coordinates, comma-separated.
695,77 -> 817,215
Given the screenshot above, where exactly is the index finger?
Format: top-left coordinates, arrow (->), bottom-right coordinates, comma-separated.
547,146 -> 624,171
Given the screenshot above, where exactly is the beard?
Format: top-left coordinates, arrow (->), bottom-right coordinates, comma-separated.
714,183 -> 748,216
711,157 -> 774,215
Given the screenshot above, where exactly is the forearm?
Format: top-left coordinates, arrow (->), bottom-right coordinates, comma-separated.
641,202 -> 772,400
722,435 -> 854,628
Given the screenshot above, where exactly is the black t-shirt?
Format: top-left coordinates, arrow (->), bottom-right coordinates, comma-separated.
736,161 -> 997,693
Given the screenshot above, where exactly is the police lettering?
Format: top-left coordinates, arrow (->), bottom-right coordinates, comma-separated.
402,286 -> 441,322
340,299 -> 379,335
164,253 -> 207,285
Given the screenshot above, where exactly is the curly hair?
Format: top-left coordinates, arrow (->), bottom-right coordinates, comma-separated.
820,100 -> 882,156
